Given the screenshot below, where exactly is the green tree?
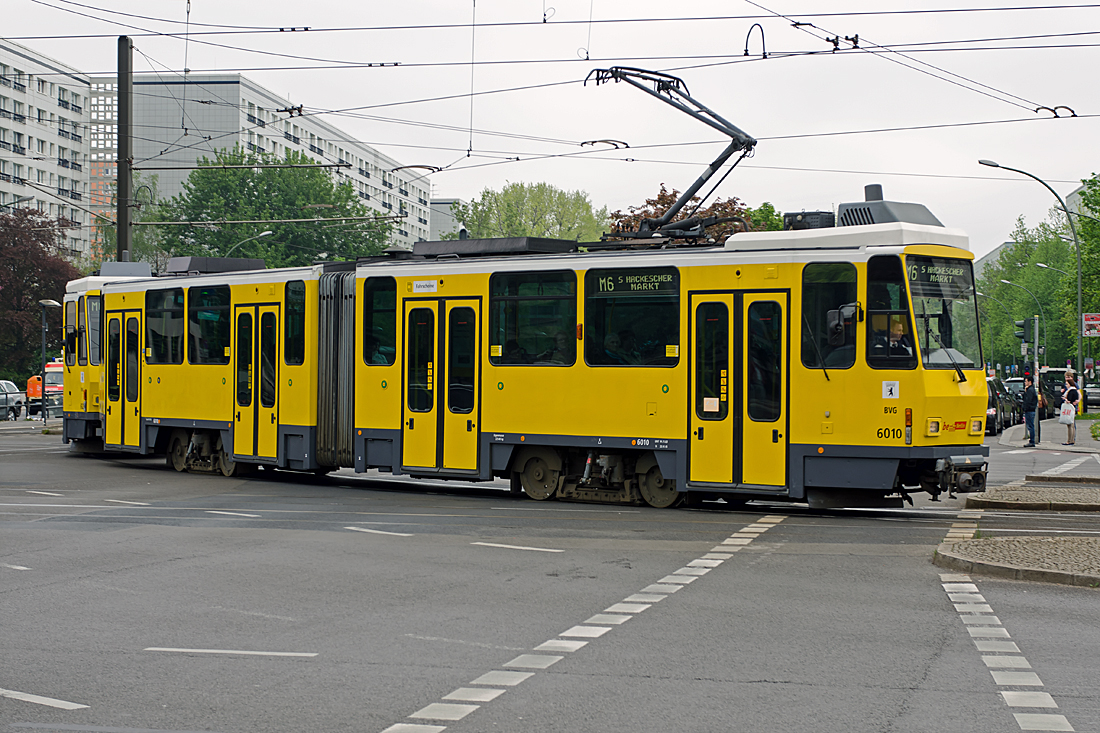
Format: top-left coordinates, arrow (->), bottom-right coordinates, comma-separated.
450,182 -> 609,242
609,183 -> 782,242
157,146 -> 391,268
94,172 -> 174,273
0,208 -> 81,384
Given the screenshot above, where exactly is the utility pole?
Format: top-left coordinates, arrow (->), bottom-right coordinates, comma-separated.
1034,315 -> 1041,445
117,35 -> 132,262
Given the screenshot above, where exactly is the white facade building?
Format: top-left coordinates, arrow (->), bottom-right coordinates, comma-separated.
89,73 -> 431,249
429,197 -> 466,241
0,39 -> 91,259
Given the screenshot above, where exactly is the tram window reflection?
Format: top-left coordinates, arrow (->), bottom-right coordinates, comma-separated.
801,263 -> 856,369
867,255 -> 917,369
363,277 -> 396,366
747,301 -> 782,421
489,271 -> 575,366
188,285 -> 231,365
285,281 -> 307,366
584,267 -> 679,367
146,288 -> 185,365
87,295 -> 102,366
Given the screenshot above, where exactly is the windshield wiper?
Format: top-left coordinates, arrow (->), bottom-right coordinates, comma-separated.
802,314 -> 830,381
929,329 -> 967,383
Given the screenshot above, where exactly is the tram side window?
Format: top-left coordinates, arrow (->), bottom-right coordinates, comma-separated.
489,271 -> 576,366
285,281 -> 307,366
77,295 -> 87,366
801,263 -> 857,369
107,319 -> 120,401
64,300 -> 77,366
584,267 -> 680,367
146,288 -> 185,364
866,255 -> 917,369
363,277 -> 396,366
188,285 -> 231,365
87,295 -> 102,366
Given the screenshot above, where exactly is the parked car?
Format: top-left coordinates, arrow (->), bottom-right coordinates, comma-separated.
985,377 -> 1015,433
0,380 -> 26,420
992,377 -> 1021,425
1084,382 -> 1100,407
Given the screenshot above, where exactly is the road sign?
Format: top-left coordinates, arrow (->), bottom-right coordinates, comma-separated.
1021,343 -> 1028,356
1084,313 -> 1100,337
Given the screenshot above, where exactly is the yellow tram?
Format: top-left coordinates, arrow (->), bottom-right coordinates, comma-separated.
63,190 -> 989,508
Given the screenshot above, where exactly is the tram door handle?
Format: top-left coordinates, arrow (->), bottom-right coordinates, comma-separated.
406,417 -> 414,429
134,406 -> 139,416
270,413 -> 276,424
773,429 -> 782,443
695,427 -> 704,440
235,411 -> 240,422
467,419 -> 474,432
106,406 -> 110,415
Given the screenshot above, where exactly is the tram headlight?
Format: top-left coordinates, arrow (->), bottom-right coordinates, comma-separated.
926,418 -> 941,437
970,418 -> 984,435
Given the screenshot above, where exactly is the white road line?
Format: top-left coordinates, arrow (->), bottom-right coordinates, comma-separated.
26,490 -> 63,496
1013,713 -> 1074,731
983,656 -> 1032,668
444,687 -> 506,702
471,541 -> 563,553
468,670 -> 533,686
560,625 -> 611,638
1001,691 -> 1058,708
410,702 -> 480,721
104,499 -> 150,506
535,639 -> 589,652
1041,456 -> 1091,475
144,647 -> 317,657
1003,449 -> 1037,454
0,687 -> 89,710
346,526 -> 413,537
1,562 -> 30,570
504,654 -> 563,669
205,510 -> 261,518
382,724 -> 447,733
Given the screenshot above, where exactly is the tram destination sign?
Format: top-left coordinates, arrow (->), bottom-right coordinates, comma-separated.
590,267 -> 679,297
907,257 -> 973,299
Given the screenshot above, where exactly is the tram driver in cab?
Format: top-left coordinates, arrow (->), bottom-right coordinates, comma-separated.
872,316 -> 914,357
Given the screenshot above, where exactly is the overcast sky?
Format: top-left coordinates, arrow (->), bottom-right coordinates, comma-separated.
8,0 -> 1099,256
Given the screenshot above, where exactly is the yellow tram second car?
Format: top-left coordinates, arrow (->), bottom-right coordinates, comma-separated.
63,191 -> 988,508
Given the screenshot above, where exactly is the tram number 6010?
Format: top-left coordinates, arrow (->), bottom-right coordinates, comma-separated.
876,427 -> 903,440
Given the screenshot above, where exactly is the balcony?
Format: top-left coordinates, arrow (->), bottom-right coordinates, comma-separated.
418,197 -> 428,205
13,81 -> 26,93
382,181 -> 393,189
69,190 -> 82,201
246,113 -> 266,127
58,129 -> 70,139
417,217 -> 427,225
12,176 -> 26,185
58,98 -> 70,110
337,158 -> 348,166
0,109 -> 10,119
358,168 -> 370,178
71,104 -> 82,115
381,202 -> 392,210
308,144 -> 323,156
12,113 -> 25,124
12,145 -> 25,155
358,191 -> 370,201
58,157 -> 71,168
0,140 -> 10,151
71,133 -> 81,143
57,187 -> 67,197
283,131 -> 299,144
0,76 -> 10,87
0,172 -> 9,182
398,229 -> 408,237
70,161 -> 82,172
398,188 -> 408,196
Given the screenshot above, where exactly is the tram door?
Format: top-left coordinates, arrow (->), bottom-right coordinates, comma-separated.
403,299 -> 482,472
741,293 -> 788,487
105,311 -> 141,448
233,304 -> 280,460
689,294 -> 735,483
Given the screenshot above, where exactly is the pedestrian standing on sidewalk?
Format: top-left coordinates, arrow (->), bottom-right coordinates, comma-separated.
1061,371 -> 1080,445
1022,375 -> 1038,447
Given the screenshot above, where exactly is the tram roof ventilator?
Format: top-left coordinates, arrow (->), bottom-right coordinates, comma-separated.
163,256 -> 267,276
786,184 -> 944,230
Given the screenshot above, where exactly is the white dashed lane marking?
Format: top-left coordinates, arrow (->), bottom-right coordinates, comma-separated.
1042,456 -> 1091,476
0,687 -> 89,710
104,499 -> 150,506
376,515 -> 788,732
941,507 -> 1076,732
26,490 -> 63,496
206,510 -> 260,518
144,647 -> 317,657
470,541 -> 564,553
1,562 -> 30,570
346,526 -> 413,537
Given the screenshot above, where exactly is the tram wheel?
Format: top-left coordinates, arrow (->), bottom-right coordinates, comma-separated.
520,457 -> 558,501
217,448 -> 237,477
640,465 -> 680,508
167,430 -> 188,472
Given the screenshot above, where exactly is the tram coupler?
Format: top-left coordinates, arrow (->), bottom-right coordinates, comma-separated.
936,455 -> 988,497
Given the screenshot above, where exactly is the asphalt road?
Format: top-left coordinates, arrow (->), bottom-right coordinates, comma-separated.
1,427 -> 1098,733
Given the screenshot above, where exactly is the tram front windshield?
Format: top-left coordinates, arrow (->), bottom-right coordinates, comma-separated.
907,256 -> 981,370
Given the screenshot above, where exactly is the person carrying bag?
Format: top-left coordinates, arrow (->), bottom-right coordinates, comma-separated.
1059,372 -> 1079,444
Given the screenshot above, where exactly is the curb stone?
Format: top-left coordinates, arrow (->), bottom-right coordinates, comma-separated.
964,496 -> 1100,511
933,542 -> 1100,587
1025,474 -> 1100,484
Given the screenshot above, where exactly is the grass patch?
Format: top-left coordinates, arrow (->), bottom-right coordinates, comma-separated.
1074,412 -> 1100,421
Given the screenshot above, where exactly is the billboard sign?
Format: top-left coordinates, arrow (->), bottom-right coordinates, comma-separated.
1084,313 -> 1100,337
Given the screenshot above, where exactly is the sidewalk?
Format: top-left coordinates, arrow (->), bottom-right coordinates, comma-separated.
932,415 -> 1100,587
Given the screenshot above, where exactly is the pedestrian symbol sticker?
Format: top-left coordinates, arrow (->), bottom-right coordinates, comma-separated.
882,381 -> 900,399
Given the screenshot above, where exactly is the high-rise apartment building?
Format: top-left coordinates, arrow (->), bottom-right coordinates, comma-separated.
0,39 -> 91,259
89,73 -> 431,250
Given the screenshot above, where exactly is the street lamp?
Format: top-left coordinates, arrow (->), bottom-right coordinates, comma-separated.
224,230 -> 273,258
1,195 -> 34,210
980,159 -> 1083,389
38,299 -> 61,425
1036,262 -> 1070,276
1000,279 -> 1047,366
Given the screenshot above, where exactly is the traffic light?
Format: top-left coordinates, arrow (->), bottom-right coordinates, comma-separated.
1014,319 -> 1032,341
